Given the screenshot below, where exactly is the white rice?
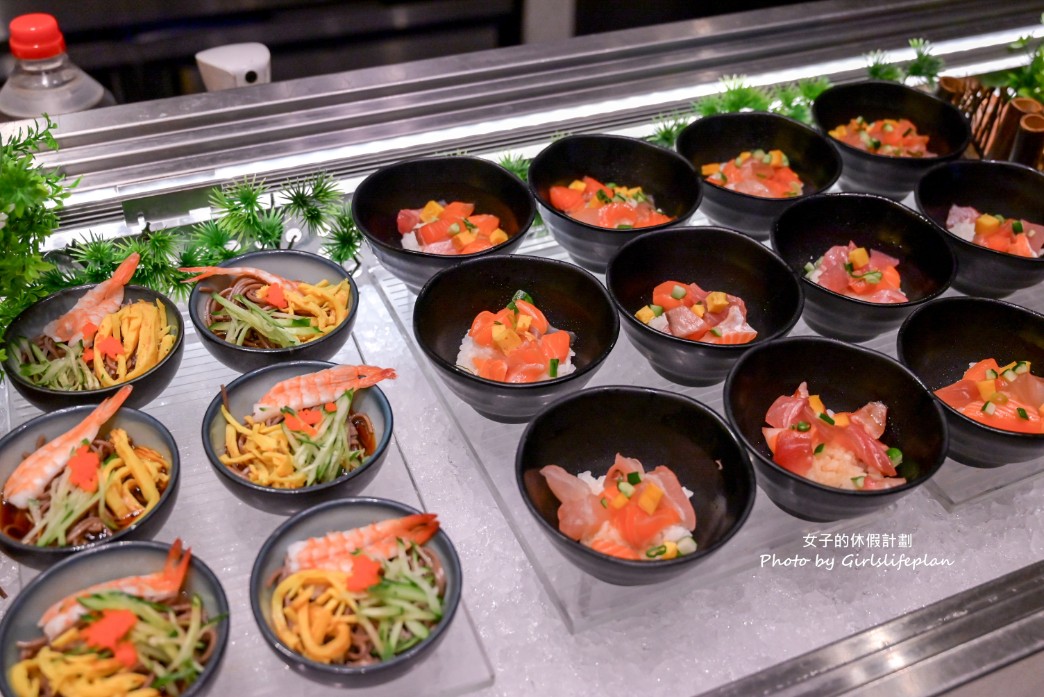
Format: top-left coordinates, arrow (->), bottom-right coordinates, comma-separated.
647,314 -> 670,334
455,331 -> 576,381
401,231 -> 422,251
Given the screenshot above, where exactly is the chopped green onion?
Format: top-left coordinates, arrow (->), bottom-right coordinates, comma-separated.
447,223 -> 461,234
804,262 -> 816,275
982,401 -> 997,415
883,123 -> 894,132
814,443 -> 825,454
1012,220 -> 1024,233
1002,369 -> 1018,382
793,421 -> 811,432
677,537 -> 698,555
548,358 -> 560,378
781,154 -> 790,167
985,369 -> 998,379
818,413 -> 835,425
710,327 -> 723,337
851,476 -> 865,488
735,156 -> 745,166
886,447 -> 903,466
650,304 -> 664,317
645,545 -> 668,558
627,471 -> 642,485
753,149 -> 766,159
618,481 -> 636,497
670,284 -> 687,299
1017,407 -> 1029,420
512,290 -> 534,304
902,127 -> 913,136
1015,361 -> 1030,374
600,497 -> 608,508
596,189 -> 613,204
616,224 -> 634,230
462,218 -> 477,231
844,262 -> 854,273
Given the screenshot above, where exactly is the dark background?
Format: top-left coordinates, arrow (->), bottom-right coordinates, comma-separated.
0,0 -> 808,104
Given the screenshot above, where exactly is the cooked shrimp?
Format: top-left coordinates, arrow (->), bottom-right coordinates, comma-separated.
179,265 -> 297,289
43,253 -> 140,345
285,513 -> 438,574
253,364 -> 396,420
39,538 -> 191,639
3,385 -> 132,509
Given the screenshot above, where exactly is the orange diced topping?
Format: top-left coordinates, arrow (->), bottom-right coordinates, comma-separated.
344,553 -> 383,591
82,609 -> 139,667
96,336 -> 125,358
68,444 -> 101,492
266,283 -> 288,309
81,321 -> 99,341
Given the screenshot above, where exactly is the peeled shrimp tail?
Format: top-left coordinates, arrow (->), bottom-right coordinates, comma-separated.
284,513 -> 437,572
3,385 -> 133,509
43,253 -> 141,343
253,364 -> 397,420
39,537 -> 189,639
178,265 -> 294,288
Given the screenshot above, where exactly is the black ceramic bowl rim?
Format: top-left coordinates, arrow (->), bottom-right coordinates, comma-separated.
725,335 -> 949,497
814,80 -> 972,163
772,192 -> 955,309
515,385 -> 757,570
677,112 -> 843,205
914,159 -> 1044,267
186,249 -> 358,358
606,226 -> 805,353
0,539 -> 230,697
3,284 -> 185,398
249,497 -> 462,677
0,405 -> 180,558
352,154 -> 537,258
529,134 -> 703,235
200,360 -> 394,498
414,254 -> 620,391
897,297 -> 1044,443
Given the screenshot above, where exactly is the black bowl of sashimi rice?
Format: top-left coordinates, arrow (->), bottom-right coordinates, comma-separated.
724,336 -> 948,522
413,254 -> 620,423
516,385 -> 756,586
201,360 -> 394,515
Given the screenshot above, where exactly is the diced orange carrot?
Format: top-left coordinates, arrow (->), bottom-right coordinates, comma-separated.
96,336 -> 125,359
345,554 -> 383,591
68,445 -> 101,492
82,609 -> 138,663
81,321 -> 99,340
83,348 -> 94,363
266,283 -> 288,309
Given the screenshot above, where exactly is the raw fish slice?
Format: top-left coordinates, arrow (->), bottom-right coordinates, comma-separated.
539,465 -> 609,540
422,239 -> 457,255
1007,372 -> 1044,410
765,382 -> 810,428
1024,222 -> 1044,254
851,401 -> 887,439
605,453 -> 643,484
665,305 -> 707,338
862,288 -> 909,303
824,420 -> 896,476
612,498 -> 681,548
868,248 -> 900,269
701,305 -> 757,344
771,428 -> 814,475
645,466 -> 697,530
587,522 -> 641,560
946,205 -> 979,227
814,245 -> 851,294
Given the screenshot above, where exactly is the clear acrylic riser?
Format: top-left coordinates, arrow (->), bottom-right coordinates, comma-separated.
0,291 -> 494,697
369,218 -> 1044,634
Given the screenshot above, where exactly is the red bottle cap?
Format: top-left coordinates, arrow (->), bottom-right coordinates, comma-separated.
8,13 -> 66,60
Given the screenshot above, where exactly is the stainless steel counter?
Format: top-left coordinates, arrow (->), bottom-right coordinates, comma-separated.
2,1 -> 1044,694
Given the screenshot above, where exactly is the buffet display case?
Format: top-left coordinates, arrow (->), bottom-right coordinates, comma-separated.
2,1 -> 1044,695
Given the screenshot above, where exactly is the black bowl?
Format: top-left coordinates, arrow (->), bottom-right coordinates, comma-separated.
915,159 -> 1044,298
187,249 -> 358,373
0,405 -> 180,569
605,226 -> 803,386
250,497 -> 462,687
771,192 -> 955,342
516,385 -> 756,586
897,297 -> 1044,468
3,285 -> 185,410
0,540 -> 230,697
724,336 -> 948,522
352,155 -> 536,293
812,80 -> 971,200
201,360 -> 393,515
675,112 -> 842,238
528,134 -> 702,272
413,254 -> 619,423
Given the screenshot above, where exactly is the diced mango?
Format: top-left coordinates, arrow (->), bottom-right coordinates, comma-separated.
636,306 -> 656,324
738,151 -> 751,163
974,214 -> 1001,235
833,413 -> 850,427
491,323 -> 522,353
451,231 -> 477,251
568,180 -> 586,191
848,247 -> 870,269
420,200 -> 444,223
515,313 -> 533,332
976,379 -> 997,401
661,540 -> 679,560
705,292 -> 729,313
830,125 -> 848,138
637,484 -> 664,515
769,149 -> 784,167
701,163 -> 720,176
690,303 -> 705,318
610,493 -> 630,510
489,229 -> 508,245
808,394 -> 825,414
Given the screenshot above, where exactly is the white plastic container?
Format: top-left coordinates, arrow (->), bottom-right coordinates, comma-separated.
0,13 -> 115,120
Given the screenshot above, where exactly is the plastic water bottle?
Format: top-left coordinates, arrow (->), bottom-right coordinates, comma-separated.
0,13 -> 115,120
